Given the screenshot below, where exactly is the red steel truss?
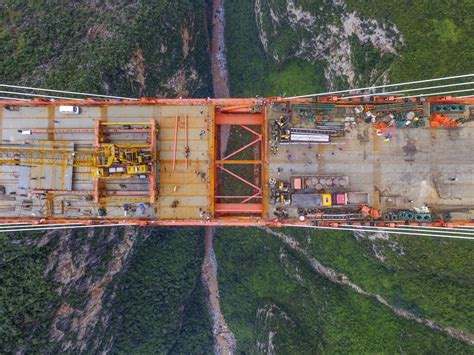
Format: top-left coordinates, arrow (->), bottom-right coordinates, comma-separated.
213,105 -> 265,216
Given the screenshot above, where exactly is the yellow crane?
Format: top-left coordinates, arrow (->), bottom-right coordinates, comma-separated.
0,143 -> 154,179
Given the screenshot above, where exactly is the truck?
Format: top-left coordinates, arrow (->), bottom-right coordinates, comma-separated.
291,193 -> 332,208
291,192 -> 368,208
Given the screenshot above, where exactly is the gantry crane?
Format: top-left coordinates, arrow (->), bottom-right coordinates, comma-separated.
0,143 -> 153,179
0,120 -> 159,204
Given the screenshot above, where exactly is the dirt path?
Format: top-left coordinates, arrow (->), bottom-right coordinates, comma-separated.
263,227 -> 474,347
202,227 -> 236,354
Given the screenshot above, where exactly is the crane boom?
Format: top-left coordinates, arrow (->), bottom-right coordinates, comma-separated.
0,146 -> 94,167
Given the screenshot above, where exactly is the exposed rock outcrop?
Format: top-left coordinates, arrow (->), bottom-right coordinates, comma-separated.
255,0 -> 404,88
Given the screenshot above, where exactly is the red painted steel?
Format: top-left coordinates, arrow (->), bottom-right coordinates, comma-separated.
215,113 -> 264,125
215,203 -> 263,214
2,96 -> 474,228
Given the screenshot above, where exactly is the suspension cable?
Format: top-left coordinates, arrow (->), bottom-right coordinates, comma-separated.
0,84 -> 138,100
340,224 -> 474,236
285,73 -> 474,99
401,88 -> 474,99
0,90 -> 81,100
342,81 -> 474,99
0,223 -> 136,233
284,224 -> 474,241
0,96 -> 29,101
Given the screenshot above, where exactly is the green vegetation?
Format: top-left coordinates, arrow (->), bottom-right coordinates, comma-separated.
2,0 -> 474,352
346,0 -> 474,82
225,0 -> 326,97
110,228 -> 213,354
1,1 -> 211,97
221,3 -> 474,349
284,227 -> 474,332
0,233 -> 59,353
214,227 -> 472,353
226,0 -> 474,94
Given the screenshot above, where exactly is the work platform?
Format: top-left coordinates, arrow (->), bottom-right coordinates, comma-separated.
0,96 -> 473,229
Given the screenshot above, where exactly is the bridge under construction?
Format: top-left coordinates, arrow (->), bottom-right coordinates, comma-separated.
0,84 -> 474,237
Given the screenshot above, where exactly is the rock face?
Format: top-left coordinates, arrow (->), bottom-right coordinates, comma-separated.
37,227 -> 145,353
254,0 -> 404,88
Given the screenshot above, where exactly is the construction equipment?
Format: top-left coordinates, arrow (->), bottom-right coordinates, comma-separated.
0,95 -> 473,232
429,113 -> 459,127
0,143 -> 154,179
280,128 -> 330,144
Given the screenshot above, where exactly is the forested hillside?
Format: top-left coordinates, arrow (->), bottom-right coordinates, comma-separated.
217,0 -> 474,352
1,0 -> 473,353
2,0 -> 212,97
1,1 -> 214,352
225,0 -> 474,97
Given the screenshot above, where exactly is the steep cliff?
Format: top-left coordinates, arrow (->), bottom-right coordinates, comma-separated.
1,1 -> 212,97
213,227 -> 474,353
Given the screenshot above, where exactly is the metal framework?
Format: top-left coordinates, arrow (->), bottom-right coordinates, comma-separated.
0,145 -> 94,167
0,95 -> 473,233
0,120 -> 158,205
213,105 -> 265,216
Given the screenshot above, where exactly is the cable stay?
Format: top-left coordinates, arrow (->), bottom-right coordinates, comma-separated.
286,73 -> 474,99
0,84 -> 138,100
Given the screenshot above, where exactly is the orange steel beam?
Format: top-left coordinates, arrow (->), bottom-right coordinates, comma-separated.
0,98 -> 266,106
221,136 -> 261,160
261,104 -> 269,218
215,113 -> 264,125
215,160 -> 261,164
173,114 -> 179,171
185,114 -> 189,169
218,105 -> 257,113
108,190 -> 149,196
214,108 -> 264,217
217,165 -> 262,192
94,120 -> 101,148
215,203 -> 263,214
208,108 -> 216,218
2,97 -> 474,107
149,172 -> 156,204
149,119 -> 158,157
215,195 -> 263,199
1,215 -> 474,228
93,179 -> 100,203
32,189 -> 90,195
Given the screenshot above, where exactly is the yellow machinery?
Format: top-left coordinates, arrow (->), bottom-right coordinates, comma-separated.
0,144 -> 153,179
0,120 -> 159,205
91,144 -> 153,178
321,193 -> 332,207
